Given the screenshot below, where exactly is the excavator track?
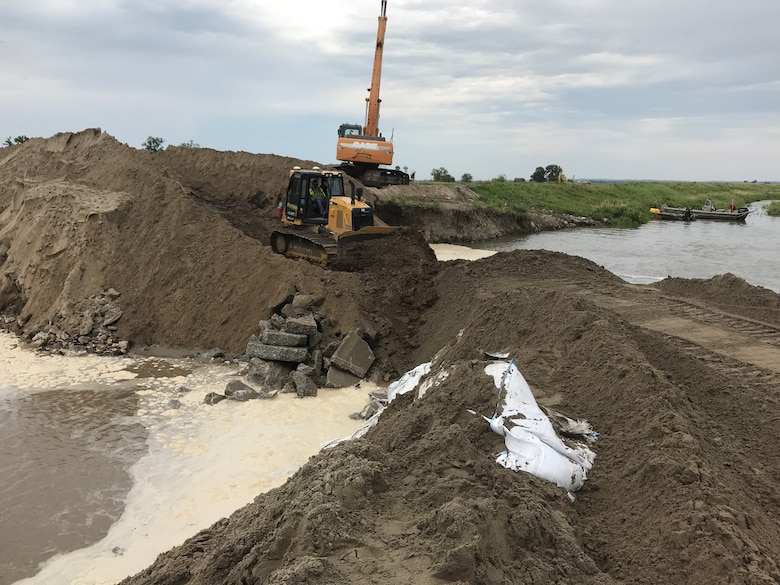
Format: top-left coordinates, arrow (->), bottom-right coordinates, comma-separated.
337,164 -> 410,188
270,229 -> 338,267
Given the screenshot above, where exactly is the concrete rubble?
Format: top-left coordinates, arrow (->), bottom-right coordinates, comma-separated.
204,293 -> 379,407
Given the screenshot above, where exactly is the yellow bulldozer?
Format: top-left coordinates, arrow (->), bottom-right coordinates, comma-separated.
270,167 -> 398,266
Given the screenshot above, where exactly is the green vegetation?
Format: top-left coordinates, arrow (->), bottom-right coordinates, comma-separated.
3,136 -> 30,146
142,136 -> 166,153
462,181 -> 780,227
766,201 -> 780,217
531,164 -> 564,182
430,167 -> 455,182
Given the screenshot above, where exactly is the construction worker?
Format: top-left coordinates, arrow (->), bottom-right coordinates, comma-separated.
309,179 -> 327,217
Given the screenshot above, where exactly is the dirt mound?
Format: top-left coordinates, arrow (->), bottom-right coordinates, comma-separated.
0,130 -> 432,376
2,131 -> 779,585
120,249 -> 780,585
653,273 -> 780,327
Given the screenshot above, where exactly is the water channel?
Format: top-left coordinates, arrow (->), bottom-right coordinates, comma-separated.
467,199 -> 780,293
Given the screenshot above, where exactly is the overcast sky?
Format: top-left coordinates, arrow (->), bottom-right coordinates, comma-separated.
2,0 -> 778,181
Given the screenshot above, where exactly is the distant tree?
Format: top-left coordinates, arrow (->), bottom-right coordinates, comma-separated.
492,174 -> 507,182
544,164 -> 563,182
513,177 -> 526,183
178,140 -> 200,148
431,167 -> 455,182
4,135 -> 30,146
142,136 -> 166,153
461,173 -> 473,183
531,166 -> 546,182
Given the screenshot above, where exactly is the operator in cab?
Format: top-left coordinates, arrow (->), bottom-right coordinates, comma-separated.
309,179 -> 327,217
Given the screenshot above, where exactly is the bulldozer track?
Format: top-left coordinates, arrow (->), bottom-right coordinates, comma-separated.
563,281 -> 780,375
270,228 -> 338,266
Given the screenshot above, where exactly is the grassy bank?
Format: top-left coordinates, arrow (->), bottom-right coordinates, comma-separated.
766,201 -> 780,217
455,181 -> 780,226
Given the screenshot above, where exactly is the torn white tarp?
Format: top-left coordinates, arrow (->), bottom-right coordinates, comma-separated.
484,361 -> 596,492
324,362 -> 432,448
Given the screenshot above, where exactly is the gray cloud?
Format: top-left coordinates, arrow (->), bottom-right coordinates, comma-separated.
2,0 -> 778,180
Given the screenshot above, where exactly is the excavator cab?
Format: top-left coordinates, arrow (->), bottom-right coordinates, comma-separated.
338,124 -> 364,139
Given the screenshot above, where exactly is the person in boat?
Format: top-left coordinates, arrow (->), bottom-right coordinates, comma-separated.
683,207 -> 693,221
730,200 -> 737,212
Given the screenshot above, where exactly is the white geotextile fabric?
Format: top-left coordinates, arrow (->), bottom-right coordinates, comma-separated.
324,362 -> 432,447
484,361 -> 595,492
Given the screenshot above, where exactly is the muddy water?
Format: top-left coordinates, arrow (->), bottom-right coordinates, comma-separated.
0,336 -> 368,585
463,200 -> 780,293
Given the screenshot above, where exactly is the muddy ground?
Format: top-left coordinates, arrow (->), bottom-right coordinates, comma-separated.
1,130 -> 779,584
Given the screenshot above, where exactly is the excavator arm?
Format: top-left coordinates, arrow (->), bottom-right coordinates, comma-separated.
335,0 -> 409,187
364,0 -> 387,137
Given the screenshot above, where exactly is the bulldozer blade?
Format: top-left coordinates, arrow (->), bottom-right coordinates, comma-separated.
337,226 -> 400,244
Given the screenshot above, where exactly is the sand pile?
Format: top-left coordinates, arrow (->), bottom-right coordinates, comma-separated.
1,131 -> 779,584
0,130 -> 434,378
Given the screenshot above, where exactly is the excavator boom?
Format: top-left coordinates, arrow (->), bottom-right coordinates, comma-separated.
335,0 -> 409,187
364,0 -> 387,137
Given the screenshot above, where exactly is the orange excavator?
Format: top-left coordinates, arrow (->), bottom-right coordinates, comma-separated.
335,0 -> 410,188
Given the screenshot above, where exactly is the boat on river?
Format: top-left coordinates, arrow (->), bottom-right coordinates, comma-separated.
652,199 -> 750,222
650,207 -> 696,221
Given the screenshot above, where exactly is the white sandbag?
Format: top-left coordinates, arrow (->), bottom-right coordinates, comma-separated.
485,361 -> 595,492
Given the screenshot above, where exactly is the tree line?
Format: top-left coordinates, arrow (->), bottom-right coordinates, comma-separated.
430,164 -> 565,183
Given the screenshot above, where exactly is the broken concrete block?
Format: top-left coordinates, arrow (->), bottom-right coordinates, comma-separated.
312,349 -> 323,377
322,340 -> 341,359
296,363 -> 315,376
330,332 -> 375,378
246,338 -> 308,363
225,380 -> 260,401
203,392 -> 226,405
247,358 -> 291,388
261,329 -> 308,347
102,303 -> 123,326
284,313 -> 318,336
326,365 -> 362,388
292,370 -> 318,397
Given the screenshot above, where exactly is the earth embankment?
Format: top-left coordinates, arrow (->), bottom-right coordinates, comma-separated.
1,130 -> 779,584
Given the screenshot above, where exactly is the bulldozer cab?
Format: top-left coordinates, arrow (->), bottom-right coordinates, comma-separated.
283,169 -> 345,226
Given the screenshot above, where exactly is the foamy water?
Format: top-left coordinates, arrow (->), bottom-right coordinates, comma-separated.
430,243 -> 496,262
1,334 -> 368,585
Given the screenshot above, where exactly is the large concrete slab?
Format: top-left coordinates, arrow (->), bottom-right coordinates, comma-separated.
246,337 -> 308,363
284,314 -> 318,336
326,366 -> 362,388
261,329 -> 308,347
330,332 -> 375,378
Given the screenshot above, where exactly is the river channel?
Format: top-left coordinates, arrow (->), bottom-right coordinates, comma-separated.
469,199 -> 780,293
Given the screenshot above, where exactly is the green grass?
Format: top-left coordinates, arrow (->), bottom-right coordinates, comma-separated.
451,181 -> 780,227
766,200 -> 780,217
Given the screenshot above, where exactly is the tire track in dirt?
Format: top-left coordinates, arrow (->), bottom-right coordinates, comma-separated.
584,284 -> 780,375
